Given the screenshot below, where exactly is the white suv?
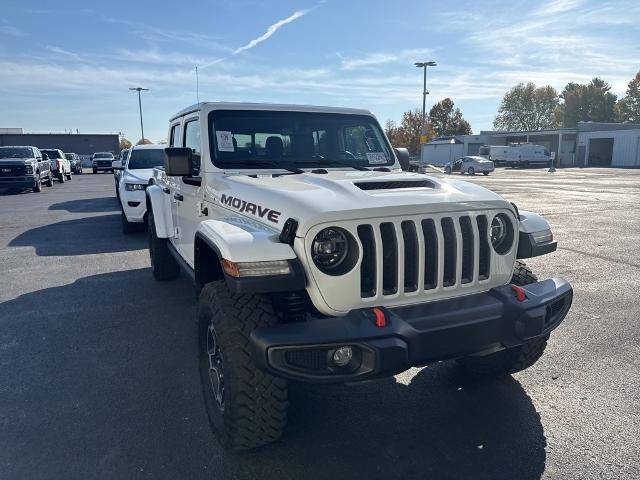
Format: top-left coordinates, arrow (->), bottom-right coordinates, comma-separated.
117,144 -> 165,233
145,102 -> 572,450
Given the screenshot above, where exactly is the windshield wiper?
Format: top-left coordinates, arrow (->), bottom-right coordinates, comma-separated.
295,159 -> 370,171
224,161 -> 304,175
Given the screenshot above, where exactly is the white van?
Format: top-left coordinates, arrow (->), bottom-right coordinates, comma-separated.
506,144 -> 551,168
478,145 -> 511,165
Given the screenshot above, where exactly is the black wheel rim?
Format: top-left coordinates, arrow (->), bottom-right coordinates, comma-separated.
206,322 -> 225,412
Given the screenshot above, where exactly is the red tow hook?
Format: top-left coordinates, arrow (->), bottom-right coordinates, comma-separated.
372,307 -> 387,328
511,284 -> 527,302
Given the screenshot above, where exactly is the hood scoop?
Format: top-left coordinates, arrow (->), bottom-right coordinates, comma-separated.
354,180 -> 436,191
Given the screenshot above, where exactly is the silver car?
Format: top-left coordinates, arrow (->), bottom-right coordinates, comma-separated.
444,156 -> 495,176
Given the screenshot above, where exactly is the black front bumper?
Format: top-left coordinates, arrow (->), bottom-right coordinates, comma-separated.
250,278 -> 573,383
0,177 -> 37,189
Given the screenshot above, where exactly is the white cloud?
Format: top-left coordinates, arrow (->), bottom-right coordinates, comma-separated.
0,20 -> 26,37
339,48 -> 434,70
233,9 -> 309,55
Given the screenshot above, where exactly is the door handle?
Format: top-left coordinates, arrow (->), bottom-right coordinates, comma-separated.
174,193 -> 183,201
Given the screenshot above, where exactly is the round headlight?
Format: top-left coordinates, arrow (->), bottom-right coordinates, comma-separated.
312,228 -> 349,271
490,213 -> 514,254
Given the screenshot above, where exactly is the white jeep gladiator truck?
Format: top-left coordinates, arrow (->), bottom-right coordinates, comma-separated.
145,102 -> 573,450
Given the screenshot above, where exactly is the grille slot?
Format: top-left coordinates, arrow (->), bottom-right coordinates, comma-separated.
421,219 -> 438,290
477,215 -> 491,280
441,218 -> 457,287
459,216 -> 474,284
357,225 -> 377,298
380,222 -> 398,295
401,221 -> 419,293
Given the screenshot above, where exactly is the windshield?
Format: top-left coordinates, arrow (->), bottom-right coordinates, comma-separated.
94,153 -> 113,159
0,147 -> 34,159
209,110 -> 394,169
127,149 -> 165,169
42,149 -> 62,159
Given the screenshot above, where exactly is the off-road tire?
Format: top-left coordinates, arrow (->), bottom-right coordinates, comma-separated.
198,281 -> 288,451
456,260 -> 547,376
511,260 -> 538,285
121,209 -> 138,234
33,175 -> 42,193
147,210 -> 180,280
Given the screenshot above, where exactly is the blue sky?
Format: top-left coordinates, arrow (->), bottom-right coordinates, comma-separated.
1,0 -> 639,142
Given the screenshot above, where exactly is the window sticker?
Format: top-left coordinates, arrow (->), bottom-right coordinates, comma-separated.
366,152 -> 387,164
216,131 -> 235,152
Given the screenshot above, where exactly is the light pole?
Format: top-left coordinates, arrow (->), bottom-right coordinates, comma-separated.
129,87 -> 149,142
414,61 -> 436,130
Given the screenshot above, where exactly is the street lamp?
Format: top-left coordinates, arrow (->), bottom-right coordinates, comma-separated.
414,61 -> 437,129
129,87 -> 149,142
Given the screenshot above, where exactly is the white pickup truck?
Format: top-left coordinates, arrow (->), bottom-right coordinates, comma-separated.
145,102 -> 572,450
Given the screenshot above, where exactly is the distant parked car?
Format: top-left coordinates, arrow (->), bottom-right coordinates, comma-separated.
41,149 -> 72,182
92,152 -> 115,173
444,156 -> 495,176
0,146 -> 54,192
113,148 -> 131,198
65,153 -> 83,174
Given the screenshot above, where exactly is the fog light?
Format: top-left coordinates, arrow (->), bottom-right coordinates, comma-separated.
331,346 -> 353,367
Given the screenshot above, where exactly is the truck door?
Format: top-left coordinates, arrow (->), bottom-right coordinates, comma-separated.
176,116 -> 203,267
166,122 -> 183,253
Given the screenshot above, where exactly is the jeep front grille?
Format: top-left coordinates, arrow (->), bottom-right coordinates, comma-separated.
356,214 -> 492,299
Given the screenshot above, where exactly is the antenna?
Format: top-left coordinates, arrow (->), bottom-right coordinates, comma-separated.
196,66 -> 200,103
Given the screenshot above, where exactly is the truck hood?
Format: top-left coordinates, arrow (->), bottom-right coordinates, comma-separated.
124,169 -> 154,184
206,169 -> 512,235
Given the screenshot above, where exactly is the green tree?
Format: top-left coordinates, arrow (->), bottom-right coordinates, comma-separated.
616,71 -> 640,123
494,82 -> 559,131
428,98 -> 472,136
385,108 -> 434,155
556,78 -> 618,127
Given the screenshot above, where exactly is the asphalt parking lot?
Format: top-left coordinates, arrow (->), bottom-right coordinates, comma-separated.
1,168 -> 639,480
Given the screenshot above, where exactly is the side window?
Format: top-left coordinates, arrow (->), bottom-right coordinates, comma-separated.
169,123 -> 181,147
183,119 -> 201,175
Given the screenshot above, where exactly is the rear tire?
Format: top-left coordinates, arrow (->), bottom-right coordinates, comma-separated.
148,210 -> 180,280
45,174 -> 54,187
66,171 -> 72,180
456,260 -> 547,376
198,281 -> 288,451
58,172 -> 65,183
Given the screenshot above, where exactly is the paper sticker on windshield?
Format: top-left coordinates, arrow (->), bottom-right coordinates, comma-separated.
366,152 -> 387,164
216,131 -> 235,152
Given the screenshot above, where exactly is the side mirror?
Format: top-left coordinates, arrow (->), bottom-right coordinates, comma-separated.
164,147 -> 193,176
112,160 -> 122,170
394,147 -> 411,171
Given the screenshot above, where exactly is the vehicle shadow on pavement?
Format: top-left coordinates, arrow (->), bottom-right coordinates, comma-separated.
8,214 -> 146,255
241,368 -> 547,480
0,269 -> 546,480
49,197 -> 120,213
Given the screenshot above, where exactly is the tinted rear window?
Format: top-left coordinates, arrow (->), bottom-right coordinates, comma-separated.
128,149 -> 165,169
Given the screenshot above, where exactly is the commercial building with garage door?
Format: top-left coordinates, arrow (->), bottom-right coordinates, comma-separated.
421,122 -> 640,168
